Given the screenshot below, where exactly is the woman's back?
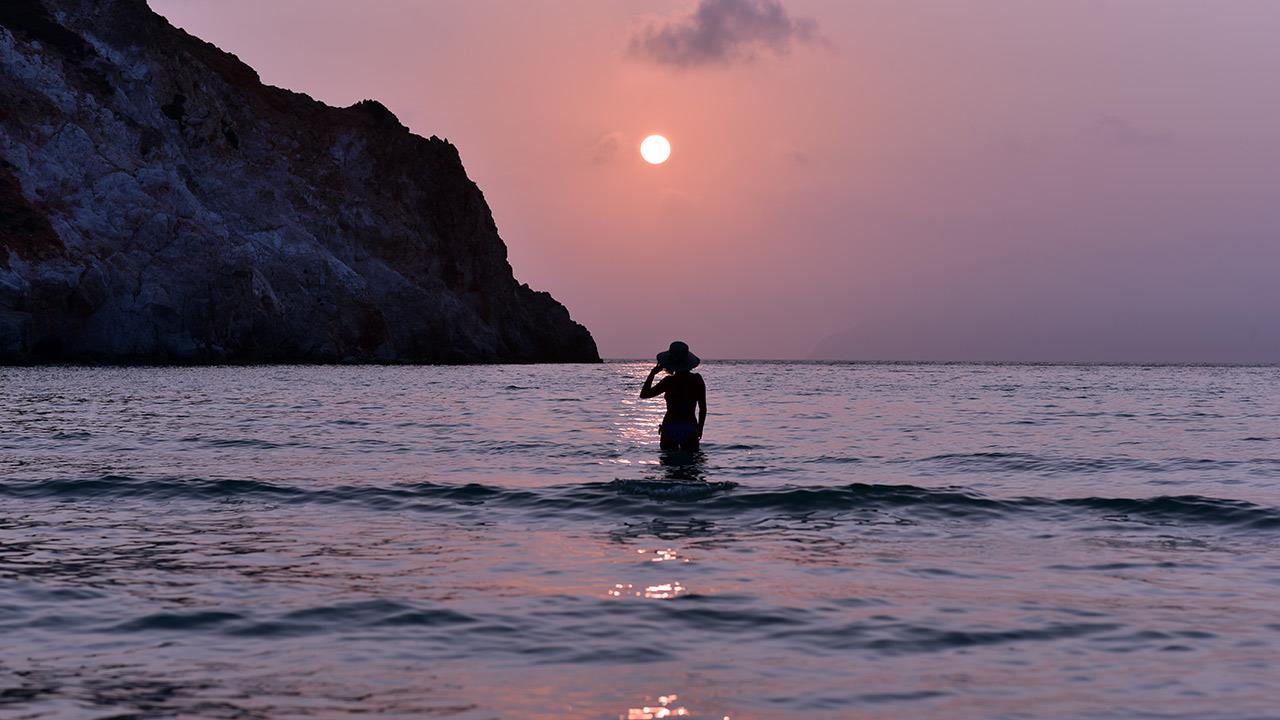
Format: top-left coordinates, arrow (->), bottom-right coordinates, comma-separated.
660,372 -> 704,422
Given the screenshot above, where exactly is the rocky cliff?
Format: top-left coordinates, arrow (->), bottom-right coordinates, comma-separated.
0,0 -> 599,363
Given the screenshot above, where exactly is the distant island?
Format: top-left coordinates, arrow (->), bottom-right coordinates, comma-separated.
0,0 -> 599,364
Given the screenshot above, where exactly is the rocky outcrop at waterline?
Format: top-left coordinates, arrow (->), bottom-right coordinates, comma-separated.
0,0 -> 599,363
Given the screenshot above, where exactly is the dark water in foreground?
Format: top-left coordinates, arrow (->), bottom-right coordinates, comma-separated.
2,362 -> 1279,719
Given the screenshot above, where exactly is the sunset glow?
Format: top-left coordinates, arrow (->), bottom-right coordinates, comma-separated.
151,1 -> 1280,361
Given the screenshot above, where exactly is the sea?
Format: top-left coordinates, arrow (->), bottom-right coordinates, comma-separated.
1,362 -> 1278,719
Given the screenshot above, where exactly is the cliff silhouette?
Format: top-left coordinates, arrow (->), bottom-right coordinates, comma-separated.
0,0 -> 599,363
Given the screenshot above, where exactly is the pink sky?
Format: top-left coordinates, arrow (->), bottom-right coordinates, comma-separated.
152,0 -> 1280,362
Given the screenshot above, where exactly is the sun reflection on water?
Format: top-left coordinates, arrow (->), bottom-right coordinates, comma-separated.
643,582 -> 685,599
613,394 -> 665,458
635,547 -> 690,563
622,693 -> 732,720
607,581 -> 687,599
624,693 -> 694,719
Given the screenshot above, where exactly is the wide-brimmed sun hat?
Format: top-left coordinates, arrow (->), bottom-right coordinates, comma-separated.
657,340 -> 700,372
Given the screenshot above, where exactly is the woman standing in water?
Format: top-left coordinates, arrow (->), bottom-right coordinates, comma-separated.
640,341 -> 707,451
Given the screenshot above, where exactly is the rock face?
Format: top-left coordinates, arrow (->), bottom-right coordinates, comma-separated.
0,0 -> 599,363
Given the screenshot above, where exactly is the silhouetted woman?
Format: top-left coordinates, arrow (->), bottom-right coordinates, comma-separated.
640,341 -> 707,451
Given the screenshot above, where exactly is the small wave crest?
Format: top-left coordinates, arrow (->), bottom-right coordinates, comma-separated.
906,452 -> 1280,476
608,479 -> 738,501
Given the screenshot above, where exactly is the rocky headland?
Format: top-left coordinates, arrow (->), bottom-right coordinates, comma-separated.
0,0 -> 599,363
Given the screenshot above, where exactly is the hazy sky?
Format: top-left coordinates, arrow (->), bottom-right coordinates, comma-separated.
152,0 -> 1280,362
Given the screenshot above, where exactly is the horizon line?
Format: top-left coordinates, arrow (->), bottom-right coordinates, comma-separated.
605,358 -> 1280,367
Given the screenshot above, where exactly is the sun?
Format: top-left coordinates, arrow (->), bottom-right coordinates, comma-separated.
640,134 -> 671,165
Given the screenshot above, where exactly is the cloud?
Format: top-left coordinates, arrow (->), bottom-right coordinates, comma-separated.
629,0 -> 821,69
588,131 -> 625,165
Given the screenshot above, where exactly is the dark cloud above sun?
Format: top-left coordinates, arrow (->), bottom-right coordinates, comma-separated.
629,0 -> 821,69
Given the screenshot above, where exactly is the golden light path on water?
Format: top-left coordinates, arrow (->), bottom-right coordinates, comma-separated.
612,396 -> 665,457
606,402 -> 697,598
609,392 -> 716,719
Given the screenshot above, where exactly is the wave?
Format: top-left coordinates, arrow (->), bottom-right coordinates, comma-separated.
2,475 -> 1278,531
903,452 -> 1280,476
94,595 -> 1130,660
107,599 -> 481,638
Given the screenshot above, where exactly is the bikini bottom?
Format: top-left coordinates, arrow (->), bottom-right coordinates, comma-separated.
660,420 -> 700,450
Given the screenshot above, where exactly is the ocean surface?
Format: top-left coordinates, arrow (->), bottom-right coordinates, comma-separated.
1,362 -> 1278,719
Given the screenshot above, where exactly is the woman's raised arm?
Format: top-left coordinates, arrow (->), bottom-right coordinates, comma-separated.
639,365 -> 666,399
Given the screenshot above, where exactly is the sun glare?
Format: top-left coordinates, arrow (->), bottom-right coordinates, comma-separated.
640,135 -> 671,165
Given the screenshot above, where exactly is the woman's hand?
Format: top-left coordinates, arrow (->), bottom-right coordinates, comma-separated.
640,365 -> 665,398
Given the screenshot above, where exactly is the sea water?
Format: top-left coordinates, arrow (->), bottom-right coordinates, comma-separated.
1,362 -> 1277,719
